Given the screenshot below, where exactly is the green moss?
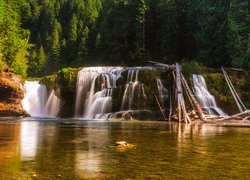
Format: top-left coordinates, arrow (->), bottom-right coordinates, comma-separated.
203,72 -> 250,114
182,61 -> 202,75
57,67 -> 81,92
241,78 -> 250,109
39,67 -> 82,117
56,67 -> 82,117
40,74 -> 57,91
181,61 -> 249,114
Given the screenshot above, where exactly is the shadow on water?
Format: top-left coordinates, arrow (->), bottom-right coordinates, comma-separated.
0,118 -> 250,179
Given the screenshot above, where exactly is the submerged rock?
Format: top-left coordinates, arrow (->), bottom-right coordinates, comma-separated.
115,141 -> 136,152
116,141 -> 128,146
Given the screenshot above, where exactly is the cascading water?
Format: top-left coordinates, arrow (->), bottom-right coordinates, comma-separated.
75,67 -> 123,119
21,81 -> 60,118
74,66 -> 170,120
192,75 -> 227,116
44,90 -> 60,118
156,78 -> 169,107
121,69 -> 140,110
121,68 -> 151,111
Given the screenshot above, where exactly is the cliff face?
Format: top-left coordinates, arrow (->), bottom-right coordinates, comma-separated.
0,72 -> 27,116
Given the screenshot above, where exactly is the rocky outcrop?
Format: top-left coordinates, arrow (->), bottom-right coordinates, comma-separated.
41,68 -> 80,117
0,72 -> 27,116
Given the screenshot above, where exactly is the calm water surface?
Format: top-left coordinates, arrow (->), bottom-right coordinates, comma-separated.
0,118 -> 250,179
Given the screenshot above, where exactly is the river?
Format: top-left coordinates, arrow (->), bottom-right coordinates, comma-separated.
0,118 -> 250,179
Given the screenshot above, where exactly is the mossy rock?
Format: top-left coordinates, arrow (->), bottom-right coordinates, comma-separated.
56,67 -> 82,117
57,67 -> 81,93
40,67 -> 82,117
40,74 -> 57,91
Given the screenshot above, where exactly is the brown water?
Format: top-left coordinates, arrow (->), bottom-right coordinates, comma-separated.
0,118 -> 250,179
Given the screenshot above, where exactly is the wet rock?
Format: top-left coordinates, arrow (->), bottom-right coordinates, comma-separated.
116,141 -> 128,146
115,141 -> 136,152
0,72 -> 27,117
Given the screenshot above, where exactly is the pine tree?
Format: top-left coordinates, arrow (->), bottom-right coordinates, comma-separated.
49,20 -> 61,67
37,45 -> 47,71
69,13 -> 78,43
78,26 -> 89,57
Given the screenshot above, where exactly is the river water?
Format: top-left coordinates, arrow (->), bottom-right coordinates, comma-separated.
0,118 -> 250,179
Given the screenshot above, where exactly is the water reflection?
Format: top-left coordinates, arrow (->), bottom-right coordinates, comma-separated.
21,121 -> 38,160
0,123 -> 20,161
75,128 -> 110,178
0,120 -> 250,179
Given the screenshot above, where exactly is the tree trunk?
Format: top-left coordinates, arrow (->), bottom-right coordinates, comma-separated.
180,73 -> 206,121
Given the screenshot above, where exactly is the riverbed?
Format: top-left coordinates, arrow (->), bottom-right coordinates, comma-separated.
0,118 -> 250,179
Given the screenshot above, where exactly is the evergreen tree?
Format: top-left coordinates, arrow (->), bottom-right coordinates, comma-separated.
49,20 -> 61,69
78,26 -> 89,57
0,0 -> 31,76
69,13 -> 78,43
1,0 -> 250,76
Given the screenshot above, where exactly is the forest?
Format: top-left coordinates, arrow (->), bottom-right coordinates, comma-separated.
0,0 -> 249,77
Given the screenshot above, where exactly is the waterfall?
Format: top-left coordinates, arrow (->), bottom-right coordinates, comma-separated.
21,81 -> 47,117
21,81 -> 60,118
75,67 -> 123,119
20,66 -> 172,120
44,90 -> 60,118
121,69 -> 140,110
192,75 -> 227,116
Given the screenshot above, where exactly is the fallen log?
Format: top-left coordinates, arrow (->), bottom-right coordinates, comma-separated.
242,116 -> 250,121
222,67 -> 248,114
217,110 -> 250,121
154,94 -> 167,120
180,73 -> 207,121
148,61 -> 175,70
175,63 -> 191,123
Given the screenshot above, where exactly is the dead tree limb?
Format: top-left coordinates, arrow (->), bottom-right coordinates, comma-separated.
217,110 -> 250,121
175,63 -> 191,123
154,94 -> 167,120
222,67 -> 248,114
148,61 -> 175,70
180,73 -> 207,121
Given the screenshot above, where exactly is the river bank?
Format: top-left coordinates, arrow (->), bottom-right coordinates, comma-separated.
0,72 -> 27,117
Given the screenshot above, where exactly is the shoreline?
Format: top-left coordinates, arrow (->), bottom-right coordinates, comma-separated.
0,117 -> 250,128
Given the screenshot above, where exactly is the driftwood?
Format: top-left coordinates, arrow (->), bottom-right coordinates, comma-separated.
180,73 -> 207,121
154,94 -> 167,120
222,67 -> 248,114
149,61 -> 249,122
175,63 -> 191,123
148,61 -> 175,70
226,67 -> 250,73
242,116 -> 250,121
217,110 -> 250,121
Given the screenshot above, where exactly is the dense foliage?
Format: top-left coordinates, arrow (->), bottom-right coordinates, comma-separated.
0,0 -> 249,76
0,0 -> 31,76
